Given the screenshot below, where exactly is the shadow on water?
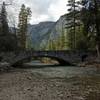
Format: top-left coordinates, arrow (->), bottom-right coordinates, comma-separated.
12,59 -> 76,69
14,63 -> 76,69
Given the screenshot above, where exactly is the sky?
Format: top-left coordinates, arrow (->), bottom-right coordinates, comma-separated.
0,0 -> 67,25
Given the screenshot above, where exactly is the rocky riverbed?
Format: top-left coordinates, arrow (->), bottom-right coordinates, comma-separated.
0,66 -> 100,100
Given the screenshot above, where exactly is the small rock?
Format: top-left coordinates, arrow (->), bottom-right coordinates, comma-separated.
27,76 -> 32,80
74,96 -> 84,100
59,93 -> 63,97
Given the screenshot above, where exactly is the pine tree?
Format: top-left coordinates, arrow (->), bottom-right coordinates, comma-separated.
0,2 -> 9,35
66,0 -> 81,49
81,0 -> 100,57
0,2 -> 18,51
18,4 -> 31,49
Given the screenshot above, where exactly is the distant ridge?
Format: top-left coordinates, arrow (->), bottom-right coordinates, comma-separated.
27,14 -> 67,50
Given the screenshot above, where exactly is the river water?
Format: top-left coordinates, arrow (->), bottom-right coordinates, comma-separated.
23,60 -> 100,78
20,61 -> 100,100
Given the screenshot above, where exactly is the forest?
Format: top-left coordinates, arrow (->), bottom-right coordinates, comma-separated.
0,0 -> 100,58
0,1 -> 100,100
45,0 -> 100,58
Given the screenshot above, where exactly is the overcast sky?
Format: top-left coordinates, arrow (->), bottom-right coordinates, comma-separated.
0,0 -> 67,25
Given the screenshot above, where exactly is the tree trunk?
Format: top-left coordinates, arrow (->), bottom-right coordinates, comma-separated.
94,0 -> 100,58
96,43 -> 100,58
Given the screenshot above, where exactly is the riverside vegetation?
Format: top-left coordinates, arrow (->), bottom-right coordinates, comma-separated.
0,1 -> 100,100
0,0 -> 99,68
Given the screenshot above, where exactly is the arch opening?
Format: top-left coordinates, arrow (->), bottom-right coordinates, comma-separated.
12,55 -> 72,67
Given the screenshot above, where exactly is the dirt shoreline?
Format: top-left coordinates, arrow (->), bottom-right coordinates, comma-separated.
0,68 -> 100,100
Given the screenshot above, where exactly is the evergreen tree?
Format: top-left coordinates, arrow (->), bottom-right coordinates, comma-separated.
0,2 -> 18,51
18,4 -> 31,49
81,0 -> 100,57
0,2 -> 9,35
66,0 -> 81,49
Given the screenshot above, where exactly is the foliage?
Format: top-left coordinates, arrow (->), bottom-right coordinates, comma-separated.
45,31 -> 68,50
0,2 -> 9,35
66,0 -> 81,49
81,0 -> 100,56
0,2 -> 18,51
18,4 -> 31,49
64,0 -> 100,54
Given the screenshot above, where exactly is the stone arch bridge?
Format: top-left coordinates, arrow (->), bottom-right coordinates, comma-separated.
1,50 -> 94,66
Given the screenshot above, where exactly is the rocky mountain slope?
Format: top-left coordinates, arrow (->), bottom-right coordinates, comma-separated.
28,14 -> 67,50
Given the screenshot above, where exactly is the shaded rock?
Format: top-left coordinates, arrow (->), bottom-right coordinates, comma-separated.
0,62 -> 11,71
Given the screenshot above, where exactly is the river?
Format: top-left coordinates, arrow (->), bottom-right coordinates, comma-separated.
23,61 -> 100,99
0,60 -> 100,100
23,60 -> 100,78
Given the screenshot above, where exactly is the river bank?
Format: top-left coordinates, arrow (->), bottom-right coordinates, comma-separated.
78,57 -> 100,68
0,66 -> 100,100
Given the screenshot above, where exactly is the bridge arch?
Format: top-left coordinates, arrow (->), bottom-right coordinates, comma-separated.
12,54 -> 72,66
10,50 -> 92,66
